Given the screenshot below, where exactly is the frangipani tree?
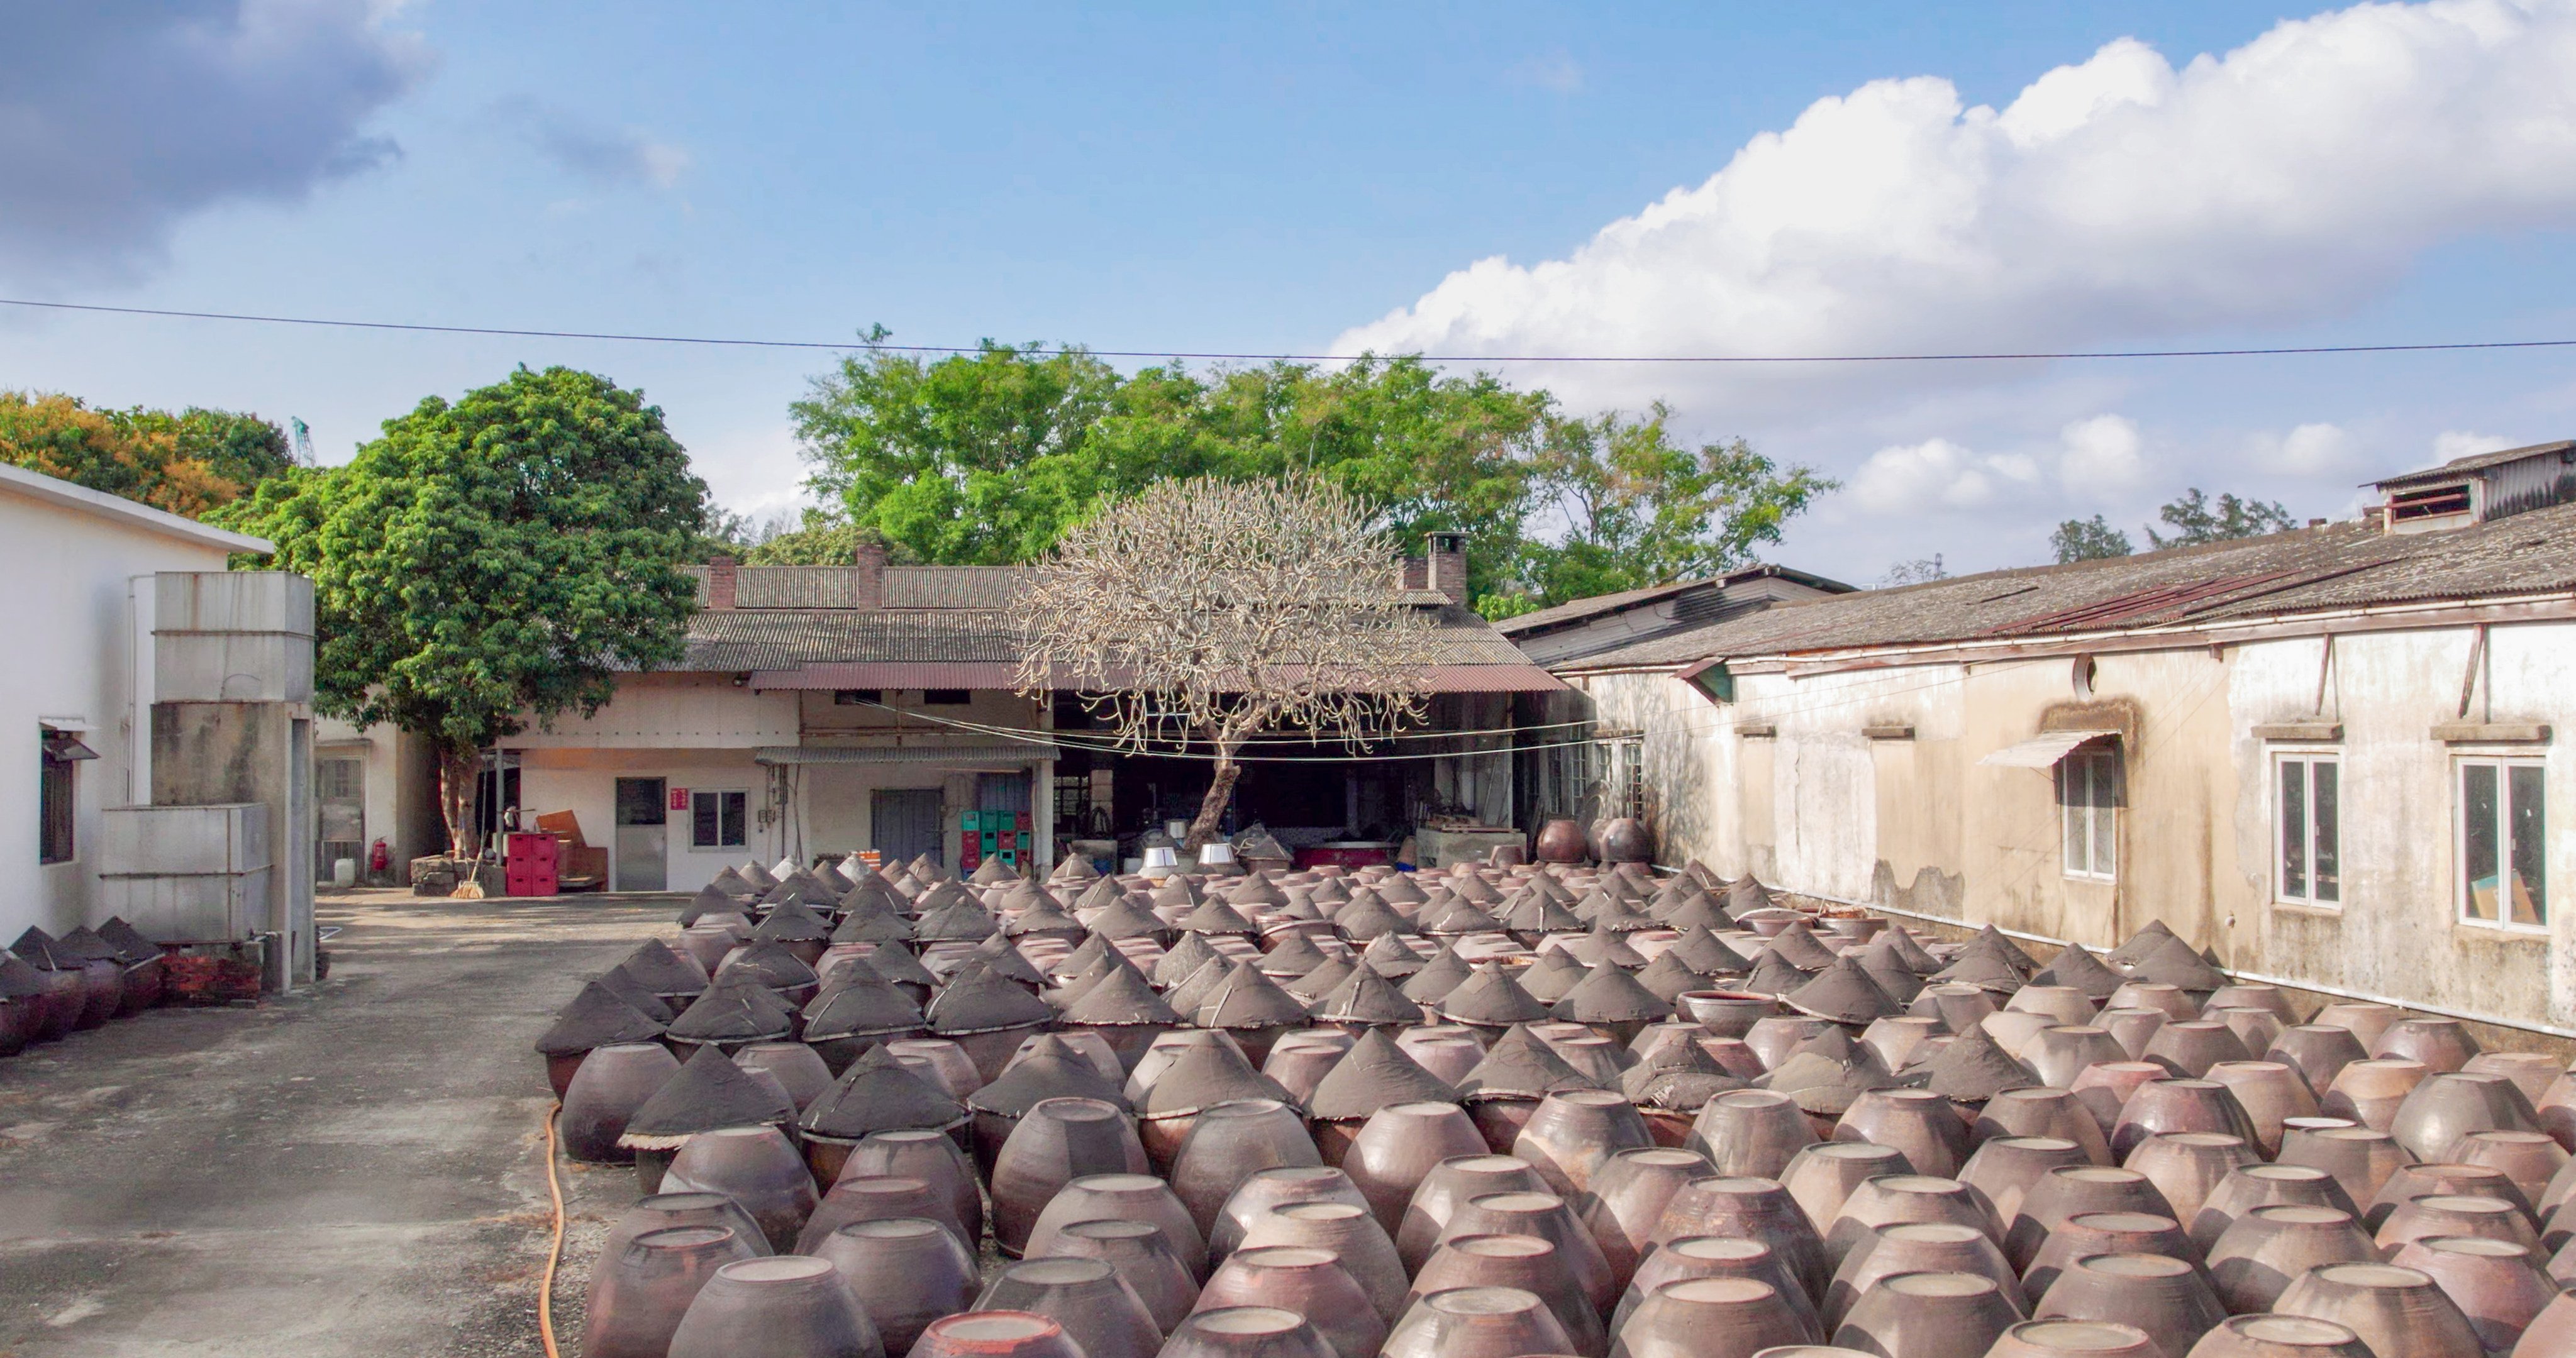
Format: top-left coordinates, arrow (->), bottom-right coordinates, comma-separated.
1012,475 -> 1440,848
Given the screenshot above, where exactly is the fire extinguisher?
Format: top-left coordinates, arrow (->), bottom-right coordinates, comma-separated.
369,839 -> 390,877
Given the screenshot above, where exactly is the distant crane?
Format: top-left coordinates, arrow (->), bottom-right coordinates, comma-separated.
291,417 -> 316,466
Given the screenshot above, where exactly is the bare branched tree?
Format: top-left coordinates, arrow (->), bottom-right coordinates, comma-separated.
1013,476 -> 1441,849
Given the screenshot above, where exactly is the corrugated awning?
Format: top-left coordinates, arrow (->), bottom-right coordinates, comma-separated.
750,662 -> 1568,694
753,744 -> 1063,767
1978,729 -> 2118,768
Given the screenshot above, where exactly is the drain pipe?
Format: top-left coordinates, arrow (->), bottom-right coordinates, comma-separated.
1795,888 -> 2576,1044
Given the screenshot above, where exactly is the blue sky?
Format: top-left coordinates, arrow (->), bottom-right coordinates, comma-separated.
6,1 -> 2575,582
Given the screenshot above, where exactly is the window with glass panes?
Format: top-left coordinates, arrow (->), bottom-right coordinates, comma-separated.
2276,754 -> 2341,905
2459,758 -> 2545,927
2059,746 -> 2119,881
691,790 -> 748,849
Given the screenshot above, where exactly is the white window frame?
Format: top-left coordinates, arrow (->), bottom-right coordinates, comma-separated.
2273,751 -> 2342,908
2456,755 -> 2547,932
690,788 -> 750,851
2059,746 -> 2119,882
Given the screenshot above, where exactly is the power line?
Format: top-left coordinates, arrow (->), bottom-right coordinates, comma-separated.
6,296 -> 2574,365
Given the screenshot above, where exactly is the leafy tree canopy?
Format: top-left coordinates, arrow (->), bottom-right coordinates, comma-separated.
0,391 -> 293,517
792,331 -> 1825,610
1514,405 -> 1833,607
2051,514 -> 2135,563
214,367 -> 707,854
2146,488 -> 2297,548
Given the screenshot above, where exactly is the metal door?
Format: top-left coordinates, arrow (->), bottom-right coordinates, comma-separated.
872,788 -> 943,867
316,756 -> 365,878
614,777 -> 668,892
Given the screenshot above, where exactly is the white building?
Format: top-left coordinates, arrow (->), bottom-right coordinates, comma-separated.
0,462 -> 272,942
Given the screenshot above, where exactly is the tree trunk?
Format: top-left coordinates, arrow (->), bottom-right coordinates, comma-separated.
436,742 -> 482,861
1185,753 -> 1241,853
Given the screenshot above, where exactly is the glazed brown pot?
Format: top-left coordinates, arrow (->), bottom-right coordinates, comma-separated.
809,1217 -> 979,1355
2277,1125 -> 2409,1207
1041,1217 -> 1199,1334
1206,1165 -> 1368,1264
2274,1261 -> 2484,1358
601,1192 -> 772,1271
1514,1090 -> 1655,1205
2189,1162 -> 2356,1252
1395,1031 -> 1487,1086
1160,1306 -> 1336,1358
2104,983 -> 2197,1024
2122,1131 -> 2257,1228
1690,1089 -> 1822,1180
2204,1060 -> 2319,1157
2021,1211 -> 2192,1301
1821,1220 -> 2020,1328
1746,1016 -> 1836,1072
560,1042 -> 682,1163
1241,1200 -> 1411,1323
2067,1063 -> 2167,1140
839,1128 -> 983,1248
2107,1079 -> 2258,1160
2021,1027 -> 2130,1093
1196,1245 -> 1382,1358
1381,1286 -> 1573,1358
1436,1191 -> 1616,1315
1820,1176 -> 2000,1271
2004,1167 -> 2176,1272
1781,1142 -> 1912,1236
2375,1192 -> 2545,1260
2514,1290 -> 2576,1358
2092,1011 -> 2167,1063
991,1096 -> 1151,1255
910,1311 -> 1085,1358
974,1257 -> 1163,1358
2206,1203 -> 2380,1314
1617,1235 -> 1815,1335
796,1173 -> 964,1255
1169,1098 -> 1324,1237
2322,1057 -> 2429,1132
1831,1271 -> 2020,1358
1650,1177 -> 1827,1303
1395,1154 -> 1546,1272
1616,1276 -> 1819,1358
2373,1017 -> 2481,1073
1984,1320 -> 2160,1358
2142,1021 -> 2254,1079
2390,1071 -> 2545,1161
887,1037 -> 986,1100
2268,1025 -> 2371,1095
1345,1101 -> 1487,1234
1583,1147 -> 1719,1293
2187,1314 -> 2372,1357
2031,1252 -> 2224,1355
2391,1235 -> 2559,1355
580,1225 -> 761,1358
665,1255 -> 880,1358
1834,1088 -> 1972,1180
1973,1089 -> 2113,1164
1958,1137 -> 2095,1229
733,1041 -> 835,1113
660,1125 -> 819,1254
1535,820 -> 1589,865
1679,990 -> 1782,1040
1412,1234 -> 1606,1358
2365,1161 -> 2534,1231
1021,1171 -> 1207,1279
2209,1007 -> 2287,1059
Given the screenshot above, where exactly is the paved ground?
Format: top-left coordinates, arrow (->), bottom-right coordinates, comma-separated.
0,890 -> 671,1357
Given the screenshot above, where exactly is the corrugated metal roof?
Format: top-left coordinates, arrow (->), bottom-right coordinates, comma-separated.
2373,440 -> 2576,489
1496,564 -> 1855,637
882,566 -> 1028,609
753,743 -> 1061,765
1565,499 -> 2576,671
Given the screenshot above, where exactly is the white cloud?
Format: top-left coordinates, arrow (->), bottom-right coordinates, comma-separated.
2250,422 -> 2358,474
1335,1 -> 2576,419
0,0 -> 427,285
2059,414 -> 2146,493
2431,429 -> 2520,462
1852,437 -> 2041,514
500,99 -> 692,190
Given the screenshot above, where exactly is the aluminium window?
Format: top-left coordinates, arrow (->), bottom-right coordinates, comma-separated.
38,727 -> 95,865
691,790 -> 748,849
2276,754 -> 2341,906
2059,746 -> 2120,881
2459,758 -> 2546,928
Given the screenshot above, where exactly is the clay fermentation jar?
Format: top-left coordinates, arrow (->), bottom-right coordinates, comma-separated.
1831,1271 -> 2020,1358
560,1042 -> 682,1162
2275,1261 -> 2484,1358
2123,1131 -> 2257,1227
2391,1235 -> 2559,1355
989,1096 -> 1150,1255
1984,1320 -> 2161,1358
2004,1167 -> 2175,1272
1833,1088 -> 1971,1179
2277,1125 -> 2409,1206
2021,1212 -> 2191,1301
1019,1172 -> 1207,1279
2373,1017 -> 2480,1073
1614,1276 -> 1819,1358
1957,1137 -> 2096,1228
1690,1089 -> 1821,1179
1412,1234 -> 1606,1358
908,1312 -> 1084,1358
1240,1200 -> 1411,1322
1170,1099 -> 1323,1237
1158,1308 -> 1338,1358
1380,1286 -> 1574,1358
1196,1245 -> 1383,1358
661,1125 -> 819,1254
838,1129 -> 982,1249
1514,1090 -> 1655,1203
1583,1147 -> 1718,1291
664,1255 -> 884,1358
1652,1176 -> 1828,1302
1041,1217 -> 1200,1334
2390,1071 -> 2543,1161
795,1174 -> 963,1255
1396,1154 -> 1546,1272
580,1225 -> 761,1358
1345,1101 -> 1487,1233
2031,1252 -> 2225,1355
2205,1203 -> 2379,1314
972,1257 -> 1163,1358
1822,1221 -> 2020,1327
1781,1142 -> 1911,1235
808,1218 -> 979,1355
2186,1314 -> 2372,1358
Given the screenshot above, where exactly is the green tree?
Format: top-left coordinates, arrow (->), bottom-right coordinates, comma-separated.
2051,514 -> 2135,563
1,392 -> 292,517
789,333 -> 1552,602
1516,405 -> 1833,605
215,367 -> 708,856
2146,488 -> 2297,548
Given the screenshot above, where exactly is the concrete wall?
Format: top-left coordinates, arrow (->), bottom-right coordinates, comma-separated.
0,481 -> 242,941
314,718 -> 445,878
1594,614 -> 2576,1031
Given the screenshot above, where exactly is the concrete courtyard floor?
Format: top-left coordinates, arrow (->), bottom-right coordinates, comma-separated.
0,890 -> 670,1357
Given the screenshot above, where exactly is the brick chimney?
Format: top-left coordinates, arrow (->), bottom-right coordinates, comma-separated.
706,555 -> 738,610
1401,555 -> 1428,592
851,539 -> 887,610
1425,532 -> 1468,605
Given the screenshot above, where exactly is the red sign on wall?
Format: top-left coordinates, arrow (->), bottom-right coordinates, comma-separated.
669,787 -> 690,811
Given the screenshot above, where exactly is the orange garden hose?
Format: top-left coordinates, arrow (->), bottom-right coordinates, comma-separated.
540,1103 -> 567,1358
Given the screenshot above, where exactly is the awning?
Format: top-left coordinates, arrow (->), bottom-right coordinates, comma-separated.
1977,729 -> 2118,768
41,727 -> 99,761
753,744 -> 1062,767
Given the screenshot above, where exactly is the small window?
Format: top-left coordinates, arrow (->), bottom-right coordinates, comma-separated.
2460,758 -> 2545,927
2059,746 -> 2119,881
833,689 -> 883,706
692,790 -> 748,849
40,743 -> 76,864
922,689 -> 971,705
2276,754 -> 2341,905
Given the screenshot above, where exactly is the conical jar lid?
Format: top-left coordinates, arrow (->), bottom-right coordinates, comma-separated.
622,1046 -> 797,1148
536,981 -> 667,1054
1308,1029 -> 1459,1119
